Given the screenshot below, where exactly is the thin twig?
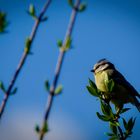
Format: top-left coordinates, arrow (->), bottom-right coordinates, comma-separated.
0,0 -> 52,119
39,0 -> 81,140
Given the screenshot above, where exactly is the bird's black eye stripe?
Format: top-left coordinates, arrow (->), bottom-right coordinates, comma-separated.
94,62 -> 107,71
94,65 -> 100,71
94,60 -> 115,71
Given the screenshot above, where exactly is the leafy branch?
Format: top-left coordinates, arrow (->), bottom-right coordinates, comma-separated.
0,0 -> 52,119
87,79 -> 136,140
35,0 -> 86,140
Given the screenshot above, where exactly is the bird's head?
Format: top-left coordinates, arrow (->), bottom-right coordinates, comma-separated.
91,59 -> 115,74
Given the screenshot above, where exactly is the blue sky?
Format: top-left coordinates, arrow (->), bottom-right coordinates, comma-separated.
0,0 -> 140,140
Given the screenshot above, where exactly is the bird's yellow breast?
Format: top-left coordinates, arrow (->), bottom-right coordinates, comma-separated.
94,70 -> 109,92
94,70 -> 133,104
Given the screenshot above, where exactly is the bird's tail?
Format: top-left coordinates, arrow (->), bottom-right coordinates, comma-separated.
133,97 -> 140,112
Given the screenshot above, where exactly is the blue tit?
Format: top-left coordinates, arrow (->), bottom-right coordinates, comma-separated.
91,59 -> 140,113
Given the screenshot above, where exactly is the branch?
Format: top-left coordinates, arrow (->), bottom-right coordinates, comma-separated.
39,0 -> 81,140
117,125 -> 125,140
0,0 -> 52,119
87,79 -> 136,140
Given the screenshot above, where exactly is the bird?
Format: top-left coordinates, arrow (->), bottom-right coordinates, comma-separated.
91,59 -> 140,114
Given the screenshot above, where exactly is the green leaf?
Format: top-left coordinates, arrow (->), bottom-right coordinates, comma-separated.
124,131 -> 132,139
122,118 -> 127,130
42,122 -> 48,133
78,3 -> 87,12
123,117 -> 136,133
86,85 -> 99,97
57,40 -> 63,48
11,87 -> 17,95
88,79 -> 97,90
127,117 -> 136,131
125,131 -> 132,136
68,0 -> 74,8
96,112 -> 111,122
106,79 -> 115,92
45,80 -> 50,92
87,79 -> 100,97
0,81 -> 6,93
29,4 -> 36,17
25,37 -> 31,54
41,16 -> 48,22
35,124 -> 40,133
109,122 -> 118,134
120,108 -> 130,114
110,121 -> 120,127
55,85 -> 63,95
0,11 -> 8,33
100,100 -> 112,116
62,36 -> 72,51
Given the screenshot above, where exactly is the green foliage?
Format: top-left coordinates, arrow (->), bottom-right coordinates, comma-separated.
27,3 -> 48,22
78,2 -> 87,12
41,16 -> 48,22
35,122 -> 49,135
35,124 -> 40,133
67,0 -> 87,12
110,121 -> 120,127
55,85 -> 63,95
96,112 -> 111,122
96,101 -> 134,139
86,86 -> 98,97
99,107 -> 135,140
45,80 -> 63,95
120,108 -> 130,114
109,122 -> 118,135
86,79 -> 100,97
105,132 -> 120,140
29,4 -> 36,16
0,81 -> 17,95
0,81 -> 6,93
63,36 -> 72,51
10,87 -> 18,95
59,36 -> 72,51
122,117 -> 136,138
67,0 -> 74,8
42,122 -> 49,134
27,4 -> 37,19
100,101 -> 113,118
25,37 -> 32,54
105,79 -> 115,92
57,40 -> 63,48
45,80 -> 50,92
0,11 -> 8,33
86,78 -> 136,140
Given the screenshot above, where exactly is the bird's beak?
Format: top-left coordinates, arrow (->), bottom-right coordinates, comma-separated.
90,69 -> 94,73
